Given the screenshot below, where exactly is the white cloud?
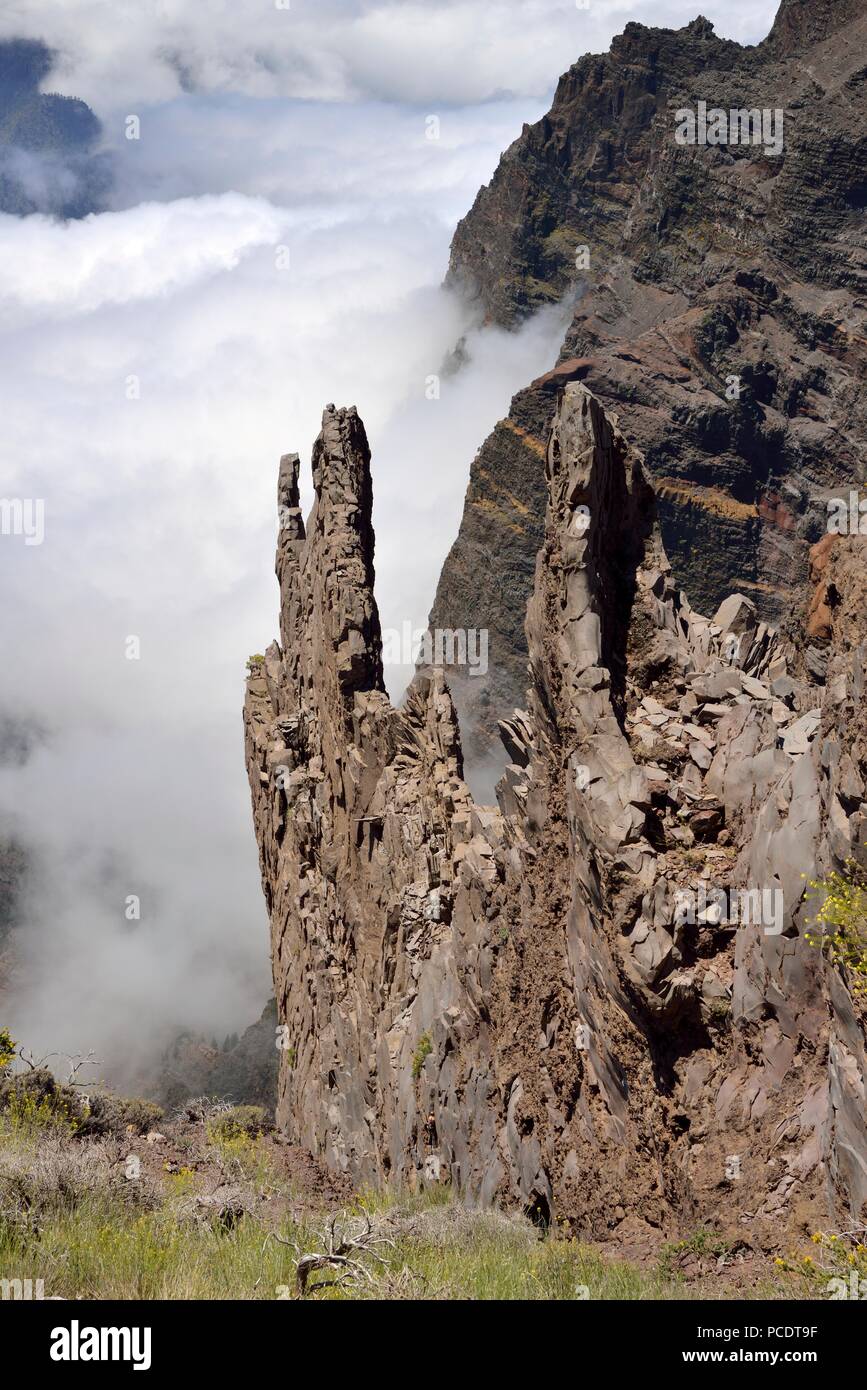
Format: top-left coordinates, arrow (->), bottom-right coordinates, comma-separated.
0,142 -> 564,1076
1,0 -> 780,111
0,196 -> 284,315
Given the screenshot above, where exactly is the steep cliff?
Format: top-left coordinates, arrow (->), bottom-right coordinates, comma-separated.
432,0 -> 867,758
245,384 -> 867,1244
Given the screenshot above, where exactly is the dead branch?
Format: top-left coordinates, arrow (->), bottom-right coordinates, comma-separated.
265,1208 -> 396,1298
15,1048 -> 102,1088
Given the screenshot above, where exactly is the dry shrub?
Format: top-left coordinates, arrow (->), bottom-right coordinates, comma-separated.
0,1132 -> 159,1237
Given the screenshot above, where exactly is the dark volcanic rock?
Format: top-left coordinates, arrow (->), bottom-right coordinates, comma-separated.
432,0 -> 867,759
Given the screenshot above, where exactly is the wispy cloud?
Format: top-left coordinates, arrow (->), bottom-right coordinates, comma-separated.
1,1 -> 780,111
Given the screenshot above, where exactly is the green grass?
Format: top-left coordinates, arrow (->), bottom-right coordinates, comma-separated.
381,1220 -> 679,1301
0,1124 -> 682,1301
0,1202 -> 684,1301
1,1196 -> 302,1300
0,1117 -> 817,1302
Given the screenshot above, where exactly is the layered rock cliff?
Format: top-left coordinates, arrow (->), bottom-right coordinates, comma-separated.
432,0 -> 867,758
245,383 -> 867,1243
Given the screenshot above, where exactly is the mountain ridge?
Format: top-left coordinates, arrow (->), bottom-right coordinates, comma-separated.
432,0 -> 867,762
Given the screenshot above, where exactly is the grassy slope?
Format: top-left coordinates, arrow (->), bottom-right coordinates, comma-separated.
0,1106 -> 832,1301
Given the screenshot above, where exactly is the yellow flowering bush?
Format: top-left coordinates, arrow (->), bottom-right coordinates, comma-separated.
773,1230 -> 867,1296
805,859 -> 867,994
166,1165 -> 197,1196
4,1084 -> 81,1135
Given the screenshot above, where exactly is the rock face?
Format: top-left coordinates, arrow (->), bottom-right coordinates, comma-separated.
245,383 -> 867,1242
432,0 -> 867,758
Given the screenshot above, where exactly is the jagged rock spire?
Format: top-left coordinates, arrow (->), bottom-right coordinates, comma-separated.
245,384 -> 867,1239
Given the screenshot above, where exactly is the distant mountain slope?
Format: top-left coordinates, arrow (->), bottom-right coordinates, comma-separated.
0,37 -> 110,216
0,717 -> 38,996
432,0 -> 867,759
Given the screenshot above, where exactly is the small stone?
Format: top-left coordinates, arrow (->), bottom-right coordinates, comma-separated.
741,674 -> 770,700
689,741 -> 712,770
771,674 -> 796,701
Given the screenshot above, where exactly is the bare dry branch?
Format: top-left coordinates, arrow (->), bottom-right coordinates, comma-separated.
279,1207 -> 397,1298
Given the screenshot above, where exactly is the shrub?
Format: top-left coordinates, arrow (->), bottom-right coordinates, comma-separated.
805,860 -> 867,994
0,1131 -> 158,1241
659,1229 -> 731,1279
84,1093 -> 165,1137
772,1229 -> 867,1298
205,1105 -> 267,1142
0,1069 -> 84,1135
412,1034 -> 433,1081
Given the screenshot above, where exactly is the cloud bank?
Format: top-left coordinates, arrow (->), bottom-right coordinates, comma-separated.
1,0 -> 779,111
0,178 -> 564,1080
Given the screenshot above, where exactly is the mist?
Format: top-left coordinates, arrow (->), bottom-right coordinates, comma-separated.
0,194 -> 565,1084
0,1 -> 778,111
